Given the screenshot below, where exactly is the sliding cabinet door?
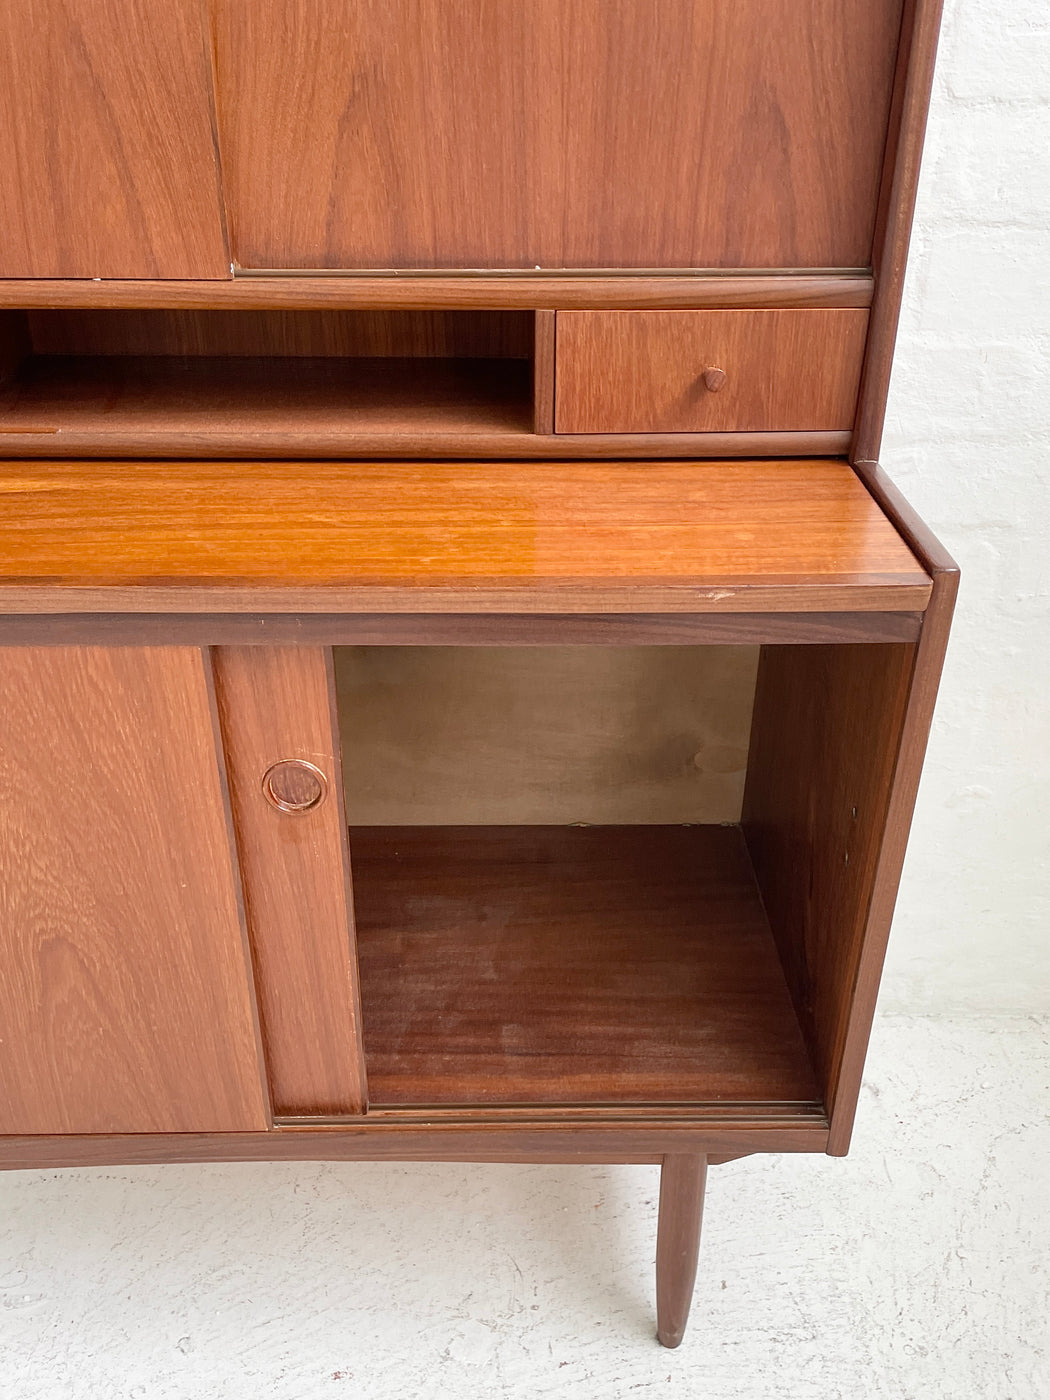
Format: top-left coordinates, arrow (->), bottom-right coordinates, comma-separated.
0,0 -> 230,277
213,0 -> 902,269
0,647 -> 268,1134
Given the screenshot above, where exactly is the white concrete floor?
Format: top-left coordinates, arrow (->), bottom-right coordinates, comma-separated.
2,1015 -> 1047,1400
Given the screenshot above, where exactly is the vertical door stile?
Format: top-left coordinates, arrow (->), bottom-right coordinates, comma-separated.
211,646 -> 367,1118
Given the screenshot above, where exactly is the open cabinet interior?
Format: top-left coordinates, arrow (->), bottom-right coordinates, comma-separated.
0,308 -> 546,452
332,641 -> 914,1118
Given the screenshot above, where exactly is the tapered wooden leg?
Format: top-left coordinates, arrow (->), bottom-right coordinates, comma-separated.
655,1152 -> 707,1348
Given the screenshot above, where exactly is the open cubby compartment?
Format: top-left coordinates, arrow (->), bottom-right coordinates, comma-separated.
335,639 -> 915,1121
0,307 -> 551,456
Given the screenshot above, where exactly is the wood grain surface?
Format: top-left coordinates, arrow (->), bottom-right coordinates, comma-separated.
743,642 -> 915,1116
0,1118 -> 830,1172
212,0 -> 902,269
212,647 -> 367,1116
0,274 -> 875,312
352,825 -> 820,1108
656,1154 -> 707,1347
25,310 -> 533,359
854,0 -> 947,462
0,355 -> 534,442
824,461 -> 959,1152
556,311 -> 868,433
744,462 -> 957,1154
533,311 -> 557,433
0,647 -> 268,1134
0,348 -> 848,458
0,0 -> 229,278
0,459 -> 931,614
0,612 -> 925,649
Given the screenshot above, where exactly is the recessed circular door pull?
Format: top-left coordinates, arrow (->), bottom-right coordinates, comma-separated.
702,366 -> 728,392
262,759 -> 328,813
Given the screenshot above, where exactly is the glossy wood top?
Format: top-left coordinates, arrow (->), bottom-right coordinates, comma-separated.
0,459 -> 930,614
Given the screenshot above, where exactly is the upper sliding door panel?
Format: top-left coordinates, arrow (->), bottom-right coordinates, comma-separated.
0,0 -> 230,278
212,0 -> 904,271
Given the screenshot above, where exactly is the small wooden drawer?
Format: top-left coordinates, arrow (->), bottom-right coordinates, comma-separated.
554,310 -> 869,434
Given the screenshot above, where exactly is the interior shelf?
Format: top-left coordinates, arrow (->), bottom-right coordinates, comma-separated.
351,824 -> 821,1109
0,354 -> 534,445
0,307 -> 542,454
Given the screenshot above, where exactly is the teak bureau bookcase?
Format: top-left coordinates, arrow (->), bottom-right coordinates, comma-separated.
0,0 -> 957,1347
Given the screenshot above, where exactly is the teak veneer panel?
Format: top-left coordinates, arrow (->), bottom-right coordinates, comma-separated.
212,0 -> 903,270
856,0 -> 947,462
25,310 -> 534,360
743,643 -> 915,1123
212,647 -> 367,1117
556,311 -> 869,434
0,1120 -> 829,1173
0,612 -> 925,648
0,647 -> 268,1134
0,0 -> 229,278
352,825 -> 821,1108
0,459 -> 931,614
743,466 -> 959,1156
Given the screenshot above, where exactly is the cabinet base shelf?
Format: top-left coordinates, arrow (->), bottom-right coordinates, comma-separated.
352,824 -> 821,1110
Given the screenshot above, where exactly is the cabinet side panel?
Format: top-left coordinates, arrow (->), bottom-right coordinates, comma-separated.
212,647 -> 367,1116
0,647 -> 269,1134
0,0 -> 230,277
742,643 -> 914,1118
853,0 -> 946,461
213,0 -> 902,269
533,311 -> 557,434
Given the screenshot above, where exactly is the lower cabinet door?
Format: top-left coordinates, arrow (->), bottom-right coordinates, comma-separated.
0,647 -> 270,1135
212,646 -> 367,1118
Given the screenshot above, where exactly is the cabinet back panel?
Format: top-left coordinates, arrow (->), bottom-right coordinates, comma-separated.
26,310 -> 533,360
213,0 -> 904,270
0,647 -> 269,1135
0,0 -> 229,278
336,646 -> 758,826
0,312 -> 29,384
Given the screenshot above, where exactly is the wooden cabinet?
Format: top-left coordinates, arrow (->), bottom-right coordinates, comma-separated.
0,0 -> 955,1352
0,647 -> 267,1133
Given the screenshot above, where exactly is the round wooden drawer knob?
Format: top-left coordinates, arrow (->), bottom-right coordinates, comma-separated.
262,759 -> 328,814
702,366 -> 728,392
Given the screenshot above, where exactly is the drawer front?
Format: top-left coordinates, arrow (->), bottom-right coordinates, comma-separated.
555,310 -> 869,434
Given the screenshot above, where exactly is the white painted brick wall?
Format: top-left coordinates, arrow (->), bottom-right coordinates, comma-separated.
880,0 -> 1050,1012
